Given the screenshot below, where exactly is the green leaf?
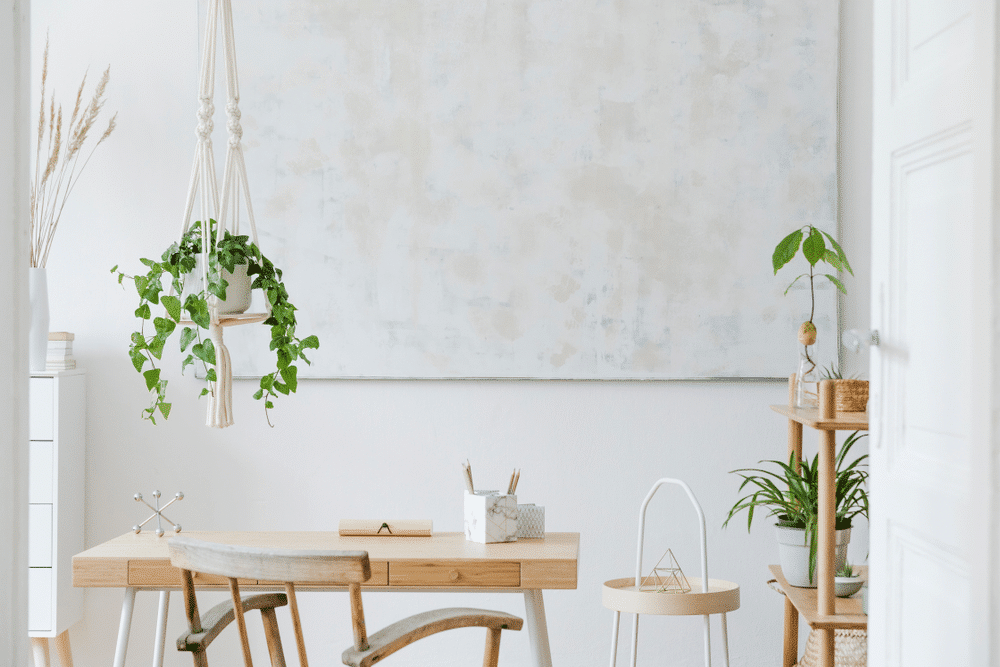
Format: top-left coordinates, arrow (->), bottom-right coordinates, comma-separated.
148,336 -> 166,360
274,381 -> 290,396
111,265 -> 119,273
179,327 -> 197,352
161,295 -> 182,322
260,374 -> 274,391
130,350 -> 146,373
153,317 -> 176,337
802,227 -> 826,266
280,365 -> 298,393
825,274 -> 847,294
822,249 -> 843,271
134,304 -> 151,320
783,273 -> 809,296
131,331 -> 146,347
134,275 -> 149,295
253,389 -> 264,400
159,403 -> 172,420
192,339 -> 216,366
265,401 -> 274,409
820,230 -> 854,276
772,229 -> 803,274
301,335 -> 319,349
206,368 -> 217,382
140,257 -> 158,269
181,354 -> 195,374
199,388 -> 209,397
143,368 -> 161,392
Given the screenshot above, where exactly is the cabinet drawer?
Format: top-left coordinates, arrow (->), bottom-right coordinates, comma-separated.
28,568 -> 52,632
129,560 -> 254,587
29,378 -> 54,441
389,561 -> 520,588
28,505 -> 52,567
29,442 -> 54,503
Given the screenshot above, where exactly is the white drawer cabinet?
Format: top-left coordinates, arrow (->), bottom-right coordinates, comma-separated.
28,370 -> 85,666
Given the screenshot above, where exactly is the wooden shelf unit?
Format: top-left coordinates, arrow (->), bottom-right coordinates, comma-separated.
770,377 -> 868,667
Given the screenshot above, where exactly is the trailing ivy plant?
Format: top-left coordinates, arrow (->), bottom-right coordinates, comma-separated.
112,219 -> 318,425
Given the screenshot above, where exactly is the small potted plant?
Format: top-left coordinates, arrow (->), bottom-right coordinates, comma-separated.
112,219 -> 318,426
821,364 -> 870,414
834,561 -> 864,598
772,226 -> 853,408
723,431 -> 869,587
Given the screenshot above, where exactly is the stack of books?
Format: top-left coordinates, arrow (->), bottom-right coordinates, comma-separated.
46,332 -> 76,370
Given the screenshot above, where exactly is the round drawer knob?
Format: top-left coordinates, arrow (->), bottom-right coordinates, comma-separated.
449,570 -> 460,582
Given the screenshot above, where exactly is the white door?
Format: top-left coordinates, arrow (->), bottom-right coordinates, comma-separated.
869,1 -> 997,665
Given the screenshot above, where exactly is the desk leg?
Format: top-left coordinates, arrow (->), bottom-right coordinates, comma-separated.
609,610 -> 620,667
523,590 -> 553,667
153,591 -> 170,667
113,587 -> 137,667
30,637 -> 50,667
54,630 -> 73,667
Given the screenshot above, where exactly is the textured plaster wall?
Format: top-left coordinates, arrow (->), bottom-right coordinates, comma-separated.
27,1 -> 868,665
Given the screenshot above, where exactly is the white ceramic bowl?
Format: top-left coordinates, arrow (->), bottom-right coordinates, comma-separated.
834,576 -> 864,597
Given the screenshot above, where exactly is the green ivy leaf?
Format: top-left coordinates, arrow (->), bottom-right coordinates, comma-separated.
206,368 -> 217,382
153,317 -> 176,337
143,368 -> 161,392
181,354 -> 195,374
199,388 -> 209,397
131,332 -> 146,347
253,389 -> 264,400
265,401 -> 274,409
301,335 -> 319,349
148,335 -> 166,360
179,327 -> 197,352
158,403 -> 171,420
260,374 -> 274,391
161,295 -> 182,322
802,227 -> 826,266
130,350 -> 147,373
772,229 -> 803,274
280,365 -> 298,393
192,339 -> 216,366
274,381 -> 290,396
134,304 -> 151,320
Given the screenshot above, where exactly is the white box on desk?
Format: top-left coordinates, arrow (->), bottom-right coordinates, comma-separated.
464,491 -> 518,543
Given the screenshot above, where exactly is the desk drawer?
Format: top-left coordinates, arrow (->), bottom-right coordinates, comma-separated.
389,561 -> 520,588
264,560 -> 389,588
129,561 -> 254,586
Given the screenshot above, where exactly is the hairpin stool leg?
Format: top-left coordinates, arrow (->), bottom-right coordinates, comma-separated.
152,590 -> 170,667
721,612 -> 730,667
113,587 -> 137,667
630,613 -> 639,667
609,610 -> 621,667
702,614 -> 712,667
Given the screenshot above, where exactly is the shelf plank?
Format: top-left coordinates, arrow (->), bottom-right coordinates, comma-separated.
769,565 -> 867,630
770,405 -> 869,431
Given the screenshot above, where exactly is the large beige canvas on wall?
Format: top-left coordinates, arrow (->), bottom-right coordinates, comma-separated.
212,0 -> 839,379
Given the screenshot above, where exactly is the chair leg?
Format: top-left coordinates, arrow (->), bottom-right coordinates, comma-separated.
482,627 -> 503,667
260,607 -> 287,667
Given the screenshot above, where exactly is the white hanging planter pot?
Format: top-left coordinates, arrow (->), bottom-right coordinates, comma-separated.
184,257 -> 252,314
775,523 -> 851,588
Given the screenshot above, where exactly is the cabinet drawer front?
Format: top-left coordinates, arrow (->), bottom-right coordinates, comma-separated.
28,568 -> 52,632
129,560 -> 254,586
28,505 -> 52,567
389,561 -> 520,587
29,442 -> 54,503
29,378 -> 54,441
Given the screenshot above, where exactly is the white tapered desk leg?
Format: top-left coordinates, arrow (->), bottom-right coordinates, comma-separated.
152,590 -> 170,667
702,614 -> 712,667
609,610 -> 621,667
31,637 -> 50,667
113,587 -> 137,667
721,612 -> 730,667
523,590 -> 553,667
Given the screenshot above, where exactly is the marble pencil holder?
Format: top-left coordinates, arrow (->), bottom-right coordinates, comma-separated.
516,504 -> 545,538
464,490 -> 518,543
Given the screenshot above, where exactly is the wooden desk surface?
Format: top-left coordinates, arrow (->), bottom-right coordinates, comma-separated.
74,531 -> 579,591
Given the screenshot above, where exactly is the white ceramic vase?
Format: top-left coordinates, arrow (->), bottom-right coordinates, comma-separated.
775,523 -> 851,588
28,267 -> 49,372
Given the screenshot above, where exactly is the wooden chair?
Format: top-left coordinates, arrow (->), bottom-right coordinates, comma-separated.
168,535 -> 523,667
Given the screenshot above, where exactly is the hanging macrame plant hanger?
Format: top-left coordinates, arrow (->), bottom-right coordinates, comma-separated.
178,0 -> 270,428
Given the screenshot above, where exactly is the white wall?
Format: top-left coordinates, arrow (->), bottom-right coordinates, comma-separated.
1,0 -> 31,665
30,1 -> 872,665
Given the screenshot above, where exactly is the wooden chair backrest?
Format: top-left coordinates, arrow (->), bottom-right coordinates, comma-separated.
169,536 -> 374,667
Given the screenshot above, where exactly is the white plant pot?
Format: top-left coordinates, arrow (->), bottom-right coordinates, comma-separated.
775,523 -> 851,588
184,258 -> 252,314
28,267 -> 49,372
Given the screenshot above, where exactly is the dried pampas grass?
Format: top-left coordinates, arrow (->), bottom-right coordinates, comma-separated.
30,36 -> 116,268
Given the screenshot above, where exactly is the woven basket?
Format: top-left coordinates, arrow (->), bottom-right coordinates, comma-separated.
795,629 -> 867,667
833,379 -> 869,413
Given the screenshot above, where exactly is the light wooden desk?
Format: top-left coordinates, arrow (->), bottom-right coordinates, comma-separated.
74,531 -> 579,667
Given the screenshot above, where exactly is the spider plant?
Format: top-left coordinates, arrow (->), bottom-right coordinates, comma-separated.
723,431 -> 869,583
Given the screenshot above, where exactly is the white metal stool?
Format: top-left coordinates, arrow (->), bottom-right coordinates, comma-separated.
602,478 -> 740,667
